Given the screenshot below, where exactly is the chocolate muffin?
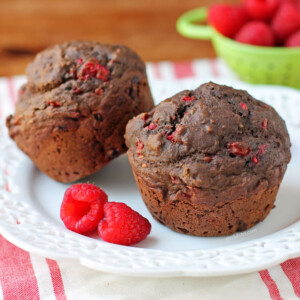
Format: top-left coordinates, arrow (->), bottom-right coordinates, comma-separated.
125,82 -> 291,236
6,41 -> 154,183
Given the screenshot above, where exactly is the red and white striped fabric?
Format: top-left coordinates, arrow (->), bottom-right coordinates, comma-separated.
0,59 -> 299,300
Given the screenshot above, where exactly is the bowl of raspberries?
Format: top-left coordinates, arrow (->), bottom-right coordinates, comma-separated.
177,0 -> 300,88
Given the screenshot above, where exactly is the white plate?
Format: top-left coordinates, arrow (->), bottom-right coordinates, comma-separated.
0,79 -> 300,277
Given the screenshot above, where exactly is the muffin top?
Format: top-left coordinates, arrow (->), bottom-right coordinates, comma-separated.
13,41 -> 149,122
26,40 -> 145,92
125,82 -> 291,202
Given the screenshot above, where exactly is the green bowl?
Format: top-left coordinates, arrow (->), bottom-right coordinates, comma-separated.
176,7 -> 300,89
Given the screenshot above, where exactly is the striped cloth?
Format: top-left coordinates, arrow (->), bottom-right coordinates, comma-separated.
0,59 -> 299,300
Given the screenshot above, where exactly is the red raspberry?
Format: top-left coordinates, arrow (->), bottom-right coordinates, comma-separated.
47,100 -> 61,107
261,118 -> 268,129
285,0 -> 300,10
136,139 -> 144,155
94,88 -> 104,95
77,60 -> 110,81
75,58 -> 84,65
285,29 -> 300,47
98,202 -> 151,245
227,142 -> 251,156
235,21 -> 275,46
60,183 -> 108,234
243,0 -> 280,20
208,5 -> 249,38
166,125 -> 182,143
240,102 -> 248,110
271,3 -> 300,42
147,123 -> 158,130
250,144 -> 268,166
182,96 -> 195,102
258,143 -> 268,156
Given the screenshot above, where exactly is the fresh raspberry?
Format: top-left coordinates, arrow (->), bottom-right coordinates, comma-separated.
271,3 -> 300,42
235,21 -> 275,46
60,183 -> 108,234
285,30 -> 300,47
285,0 -> 300,10
208,5 -> 249,38
243,0 -> 280,20
98,202 -> 151,245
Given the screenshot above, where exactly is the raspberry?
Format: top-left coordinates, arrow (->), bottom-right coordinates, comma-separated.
243,0 -> 280,20
73,87 -> 82,94
136,139 -> 144,155
182,96 -> 195,102
252,156 -> 259,164
285,0 -> 300,10
77,60 -> 110,81
47,100 -> 61,108
271,3 -> 300,42
261,118 -> 268,129
227,142 -> 251,156
166,125 -> 182,143
258,143 -> 268,156
250,143 -> 268,166
60,183 -> 108,233
208,5 -> 249,38
235,21 -> 275,46
75,58 -> 83,65
94,88 -> 104,95
240,102 -> 248,110
98,202 -> 151,245
285,30 -> 300,47
147,123 -> 158,130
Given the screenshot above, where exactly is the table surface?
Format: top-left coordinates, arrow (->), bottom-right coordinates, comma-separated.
0,0 -> 238,76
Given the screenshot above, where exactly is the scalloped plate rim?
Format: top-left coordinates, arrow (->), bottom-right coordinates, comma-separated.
1,217 -> 300,277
